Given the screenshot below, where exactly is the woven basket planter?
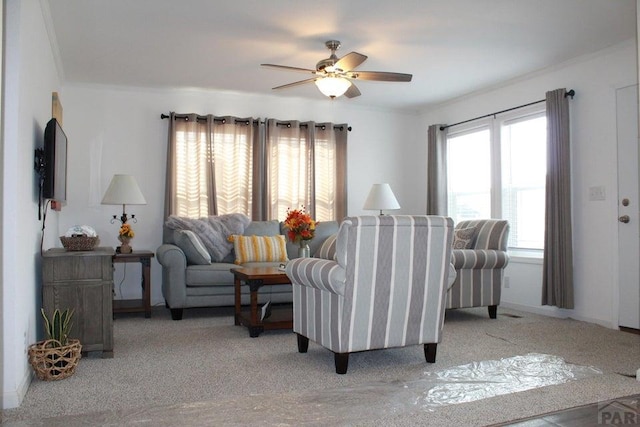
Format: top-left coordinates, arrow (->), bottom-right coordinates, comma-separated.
28,339 -> 82,381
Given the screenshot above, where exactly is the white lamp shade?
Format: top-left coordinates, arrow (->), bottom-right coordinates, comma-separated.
315,77 -> 352,98
363,183 -> 401,212
101,174 -> 147,205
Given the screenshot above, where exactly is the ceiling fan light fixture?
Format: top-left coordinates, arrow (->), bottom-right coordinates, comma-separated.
315,77 -> 352,98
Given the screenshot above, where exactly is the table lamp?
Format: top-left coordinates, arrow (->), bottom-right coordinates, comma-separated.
363,183 -> 401,215
101,174 -> 147,224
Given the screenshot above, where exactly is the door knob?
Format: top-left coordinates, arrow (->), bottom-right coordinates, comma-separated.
619,215 -> 630,223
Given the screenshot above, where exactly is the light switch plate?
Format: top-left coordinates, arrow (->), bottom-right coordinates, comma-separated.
589,186 -> 606,201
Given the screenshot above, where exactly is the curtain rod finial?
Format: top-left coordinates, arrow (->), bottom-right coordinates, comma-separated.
565,89 -> 575,99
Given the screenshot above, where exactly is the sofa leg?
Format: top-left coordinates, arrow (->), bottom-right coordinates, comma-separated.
424,343 -> 437,363
297,334 -> 309,353
488,305 -> 497,319
170,308 -> 183,321
334,352 -> 349,374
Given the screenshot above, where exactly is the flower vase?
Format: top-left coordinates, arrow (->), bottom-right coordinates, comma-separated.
118,236 -> 132,254
298,241 -> 310,258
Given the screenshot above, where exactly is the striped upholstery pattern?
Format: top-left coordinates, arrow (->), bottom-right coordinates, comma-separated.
314,233 -> 337,260
447,219 -> 510,310
286,215 -> 455,354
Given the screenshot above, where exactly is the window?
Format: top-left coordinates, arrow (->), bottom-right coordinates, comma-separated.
170,116 -> 347,222
268,130 -> 339,221
501,114 -> 546,249
447,128 -> 491,221
446,108 -> 546,250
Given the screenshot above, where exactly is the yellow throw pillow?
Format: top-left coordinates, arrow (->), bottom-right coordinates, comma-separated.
231,235 -> 289,264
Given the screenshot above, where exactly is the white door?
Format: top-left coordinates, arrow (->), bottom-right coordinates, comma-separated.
616,84 -> 640,330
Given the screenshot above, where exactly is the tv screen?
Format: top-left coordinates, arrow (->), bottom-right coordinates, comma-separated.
42,118 -> 67,204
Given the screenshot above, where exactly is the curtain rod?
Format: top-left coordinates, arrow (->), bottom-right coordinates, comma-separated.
160,113 -> 352,131
439,89 -> 575,131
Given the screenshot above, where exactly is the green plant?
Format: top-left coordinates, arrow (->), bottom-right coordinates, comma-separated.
41,308 -> 74,347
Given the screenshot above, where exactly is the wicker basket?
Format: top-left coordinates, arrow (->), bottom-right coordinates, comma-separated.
60,235 -> 99,251
28,339 -> 82,381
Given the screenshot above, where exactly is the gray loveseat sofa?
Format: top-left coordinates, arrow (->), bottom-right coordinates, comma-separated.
156,218 -> 339,320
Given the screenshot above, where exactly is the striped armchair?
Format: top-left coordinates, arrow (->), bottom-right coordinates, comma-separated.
447,219 -> 510,318
285,215 -> 456,374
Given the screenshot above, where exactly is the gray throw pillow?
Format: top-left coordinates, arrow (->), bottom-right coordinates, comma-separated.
175,230 -> 211,265
452,226 -> 476,249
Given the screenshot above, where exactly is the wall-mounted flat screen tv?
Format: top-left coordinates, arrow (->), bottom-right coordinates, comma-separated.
42,118 -> 67,204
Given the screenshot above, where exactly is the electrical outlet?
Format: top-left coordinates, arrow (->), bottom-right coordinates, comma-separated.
504,276 -> 510,288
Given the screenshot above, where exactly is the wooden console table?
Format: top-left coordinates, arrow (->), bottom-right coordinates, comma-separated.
112,250 -> 154,318
232,267 -> 293,337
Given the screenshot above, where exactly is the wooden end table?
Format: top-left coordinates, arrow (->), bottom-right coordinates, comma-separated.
232,267 -> 292,337
112,250 -> 154,318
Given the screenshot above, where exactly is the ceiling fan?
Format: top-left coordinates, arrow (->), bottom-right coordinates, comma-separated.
261,40 -> 412,99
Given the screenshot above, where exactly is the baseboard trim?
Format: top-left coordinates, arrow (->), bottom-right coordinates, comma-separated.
500,302 -> 615,329
2,367 -> 31,409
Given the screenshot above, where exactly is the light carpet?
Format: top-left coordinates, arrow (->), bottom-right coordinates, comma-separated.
2,306 -> 639,426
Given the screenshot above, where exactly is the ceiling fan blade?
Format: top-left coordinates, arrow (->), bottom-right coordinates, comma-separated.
349,71 -> 412,82
334,52 -> 367,72
261,64 -> 317,74
344,83 -> 361,99
272,78 -> 317,90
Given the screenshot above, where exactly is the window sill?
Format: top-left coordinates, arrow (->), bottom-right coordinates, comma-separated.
508,249 -> 543,265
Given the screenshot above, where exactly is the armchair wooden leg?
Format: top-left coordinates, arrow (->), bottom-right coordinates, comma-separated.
488,305 -> 497,319
424,343 -> 437,363
297,334 -> 309,353
334,352 -> 349,374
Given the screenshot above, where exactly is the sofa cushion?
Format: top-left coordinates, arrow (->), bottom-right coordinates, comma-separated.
231,235 -> 289,264
314,233 -> 337,260
452,226 -> 476,249
185,263 -> 236,286
174,230 -> 211,265
244,220 -> 280,236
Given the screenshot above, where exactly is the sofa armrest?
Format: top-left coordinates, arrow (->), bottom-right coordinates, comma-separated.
285,258 -> 346,296
451,249 -> 509,269
156,244 -> 188,307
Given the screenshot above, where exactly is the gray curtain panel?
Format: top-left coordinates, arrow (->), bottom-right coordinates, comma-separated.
427,124 -> 448,215
542,89 -> 574,309
164,111 -> 178,219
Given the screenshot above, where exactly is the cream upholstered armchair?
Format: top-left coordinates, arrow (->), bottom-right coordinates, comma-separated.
285,215 -> 456,374
447,219 -> 510,318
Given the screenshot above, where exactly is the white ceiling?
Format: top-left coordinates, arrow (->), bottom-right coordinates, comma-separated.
45,0 -> 637,110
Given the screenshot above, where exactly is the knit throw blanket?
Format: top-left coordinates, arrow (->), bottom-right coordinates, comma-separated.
165,213 -> 251,262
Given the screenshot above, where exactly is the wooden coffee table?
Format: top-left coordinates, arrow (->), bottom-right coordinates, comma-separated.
232,266 -> 293,337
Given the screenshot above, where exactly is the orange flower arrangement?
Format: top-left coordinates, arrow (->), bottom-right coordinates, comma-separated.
284,207 -> 317,244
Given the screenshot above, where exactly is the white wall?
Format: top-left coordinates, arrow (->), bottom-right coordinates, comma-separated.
2,0 -> 62,409
419,39 -> 638,327
57,85 -> 422,304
